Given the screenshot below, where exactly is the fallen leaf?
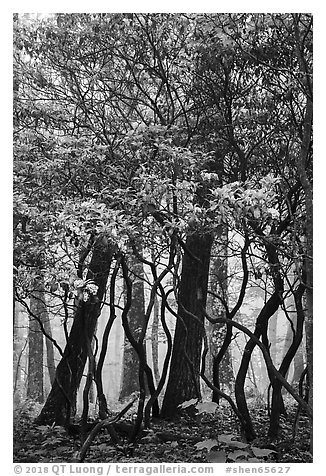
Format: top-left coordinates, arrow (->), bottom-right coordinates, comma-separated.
196,402 -> 218,414
228,450 -> 249,461
218,434 -> 248,449
207,450 -> 227,463
251,447 -> 276,458
195,439 -> 219,451
179,398 -> 197,409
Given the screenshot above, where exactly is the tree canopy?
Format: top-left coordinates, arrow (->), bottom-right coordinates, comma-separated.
13,13 -> 313,463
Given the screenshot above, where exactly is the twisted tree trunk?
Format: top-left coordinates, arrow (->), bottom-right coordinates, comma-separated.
35,235 -> 114,426
161,232 -> 213,418
268,283 -> 305,438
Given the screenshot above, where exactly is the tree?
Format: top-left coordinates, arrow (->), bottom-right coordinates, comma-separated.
208,227 -> 235,403
292,13 -> 313,412
161,232 -> 213,417
13,14 -> 312,447
27,279 -> 44,403
190,13 -> 312,440
119,254 -> 146,400
151,291 -> 160,385
36,236 -> 115,425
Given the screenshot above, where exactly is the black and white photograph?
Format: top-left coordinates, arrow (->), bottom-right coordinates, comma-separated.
12,6 -> 315,469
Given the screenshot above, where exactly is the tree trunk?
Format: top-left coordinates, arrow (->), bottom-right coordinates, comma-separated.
207,226 -> 234,403
151,293 -> 160,385
35,236 -> 114,426
95,259 -> 120,418
234,236 -> 283,441
235,292 -> 282,441
119,253 -> 146,400
160,232 -> 213,418
267,309 -> 286,416
27,278 -> 45,403
295,97 -> 313,412
268,283 -> 305,438
14,302 -> 27,404
40,292 -> 56,386
293,17 -> 313,448
268,309 -> 278,365
282,300 -> 305,387
291,343 -> 305,386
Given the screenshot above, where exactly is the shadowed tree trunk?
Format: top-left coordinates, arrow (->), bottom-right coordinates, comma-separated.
235,292 -> 282,441
35,235 -> 114,426
293,15 -> 313,449
235,240 -> 283,441
119,253 -> 146,400
208,226 -> 234,403
268,283 -> 305,438
297,100 -> 313,411
268,309 -> 278,365
267,309 -> 286,416
151,293 -> 160,385
160,232 -> 213,418
43,317 -> 56,386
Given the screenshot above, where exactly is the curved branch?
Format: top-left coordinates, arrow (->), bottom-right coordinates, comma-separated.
202,309 -> 312,419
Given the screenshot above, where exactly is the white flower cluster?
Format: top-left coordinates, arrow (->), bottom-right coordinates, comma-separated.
74,279 -> 85,289
74,279 -> 99,302
85,282 -> 98,295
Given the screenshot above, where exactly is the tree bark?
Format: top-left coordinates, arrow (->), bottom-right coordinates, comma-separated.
40,290 -> 56,386
268,283 -> 305,438
208,226 -> 234,403
14,302 -> 27,404
27,278 -> 45,403
35,236 -> 114,426
293,12 -> 313,415
160,232 -> 213,418
43,321 -> 56,386
119,253 -> 146,400
151,293 -> 160,385
291,343 -> 305,386
235,291 -> 282,441
95,259 -> 120,419
234,233 -> 284,441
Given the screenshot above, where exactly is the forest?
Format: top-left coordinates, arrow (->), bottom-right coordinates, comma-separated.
13,13 -> 313,464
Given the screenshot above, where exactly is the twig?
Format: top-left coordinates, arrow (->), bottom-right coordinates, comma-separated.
75,396 -> 138,462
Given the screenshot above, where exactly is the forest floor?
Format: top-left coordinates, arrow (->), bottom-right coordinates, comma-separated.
13,399 -> 312,464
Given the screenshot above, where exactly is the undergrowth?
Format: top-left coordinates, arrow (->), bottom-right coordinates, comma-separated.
13,399 -> 312,464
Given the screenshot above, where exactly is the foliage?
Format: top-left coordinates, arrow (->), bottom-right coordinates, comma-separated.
14,13 -> 311,295
13,12 -> 312,458
13,400 -> 312,463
